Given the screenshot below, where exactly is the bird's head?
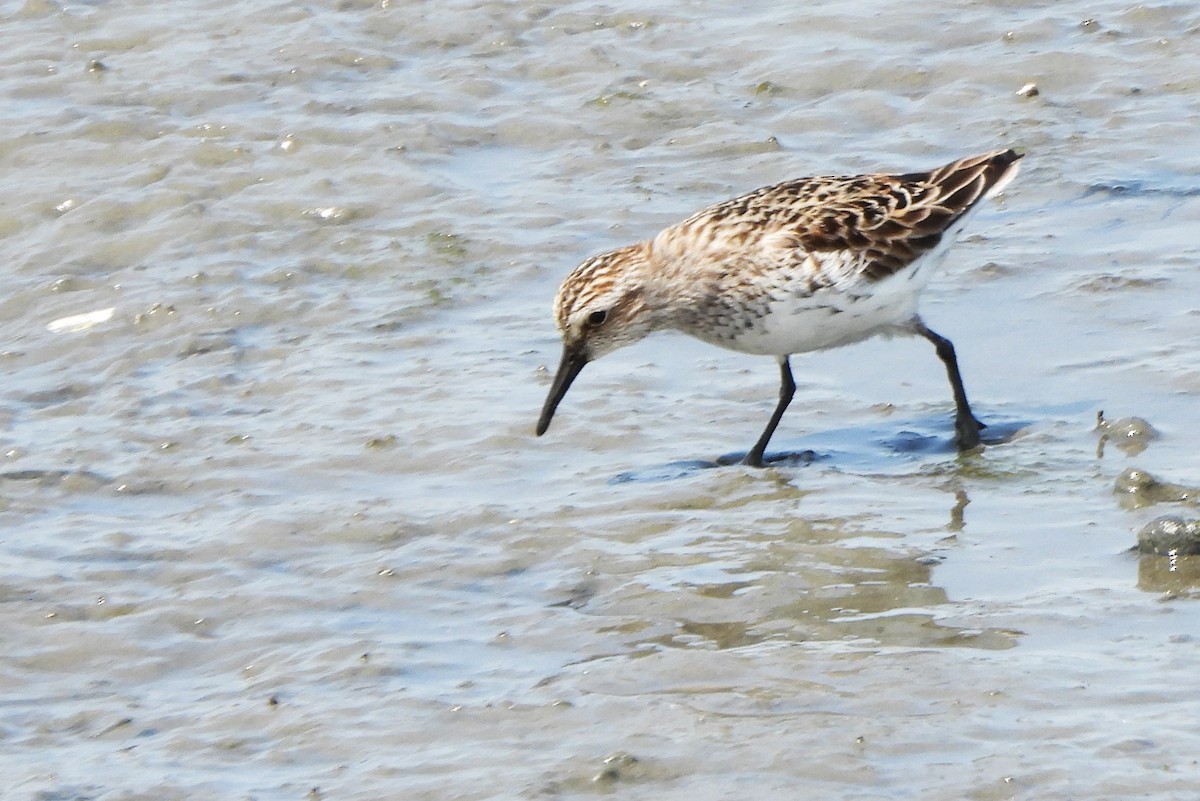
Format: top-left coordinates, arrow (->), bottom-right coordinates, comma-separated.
536,244 -> 657,436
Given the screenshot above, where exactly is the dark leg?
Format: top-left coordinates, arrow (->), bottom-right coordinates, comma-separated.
744,356 -> 795,467
912,319 -> 984,451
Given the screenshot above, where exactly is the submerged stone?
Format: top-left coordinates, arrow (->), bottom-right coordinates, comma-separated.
1096,410 -> 1158,456
1114,467 -> 1198,509
1137,516 -> 1200,556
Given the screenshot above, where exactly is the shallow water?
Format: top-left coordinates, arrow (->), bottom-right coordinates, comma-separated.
2,0 -> 1199,798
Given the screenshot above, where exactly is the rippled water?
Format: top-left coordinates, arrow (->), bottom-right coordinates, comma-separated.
2,0 -> 1199,798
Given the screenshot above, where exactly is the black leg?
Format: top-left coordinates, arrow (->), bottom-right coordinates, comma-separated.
744,356 -> 795,467
912,319 -> 983,451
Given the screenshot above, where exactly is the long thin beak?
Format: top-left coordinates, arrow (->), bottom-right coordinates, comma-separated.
536,344 -> 588,436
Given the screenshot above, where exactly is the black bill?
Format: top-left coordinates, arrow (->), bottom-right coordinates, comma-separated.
536,344 -> 588,436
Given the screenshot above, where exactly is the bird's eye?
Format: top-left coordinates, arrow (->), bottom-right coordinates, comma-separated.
587,309 -> 609,327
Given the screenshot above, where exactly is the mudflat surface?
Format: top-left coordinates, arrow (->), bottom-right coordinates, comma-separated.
2,1 -> 1198,798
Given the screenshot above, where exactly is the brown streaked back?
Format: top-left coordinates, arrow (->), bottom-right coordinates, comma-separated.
670,149 -> 1023,285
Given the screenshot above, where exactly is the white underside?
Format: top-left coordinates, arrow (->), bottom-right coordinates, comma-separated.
728,223 -> 968,356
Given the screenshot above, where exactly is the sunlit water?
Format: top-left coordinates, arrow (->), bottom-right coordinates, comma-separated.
2,0 -> 1198,799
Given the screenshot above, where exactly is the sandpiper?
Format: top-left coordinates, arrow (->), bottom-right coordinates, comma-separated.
536,149 -> 1023,467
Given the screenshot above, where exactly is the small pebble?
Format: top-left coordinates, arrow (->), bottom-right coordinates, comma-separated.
1137,516 -> 1200,556
592,751 -> 641,784
1096,410 -> 1158,456
1114,467 -> 1198,510
1115,467 -> 1158,494
1016,82 -> 1039,97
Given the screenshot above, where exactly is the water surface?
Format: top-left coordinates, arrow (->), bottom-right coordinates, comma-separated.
2,1 -> 1199,799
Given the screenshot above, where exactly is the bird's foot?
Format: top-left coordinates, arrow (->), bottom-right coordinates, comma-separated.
728,449 -> 818,468
955,416 -> 984,451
